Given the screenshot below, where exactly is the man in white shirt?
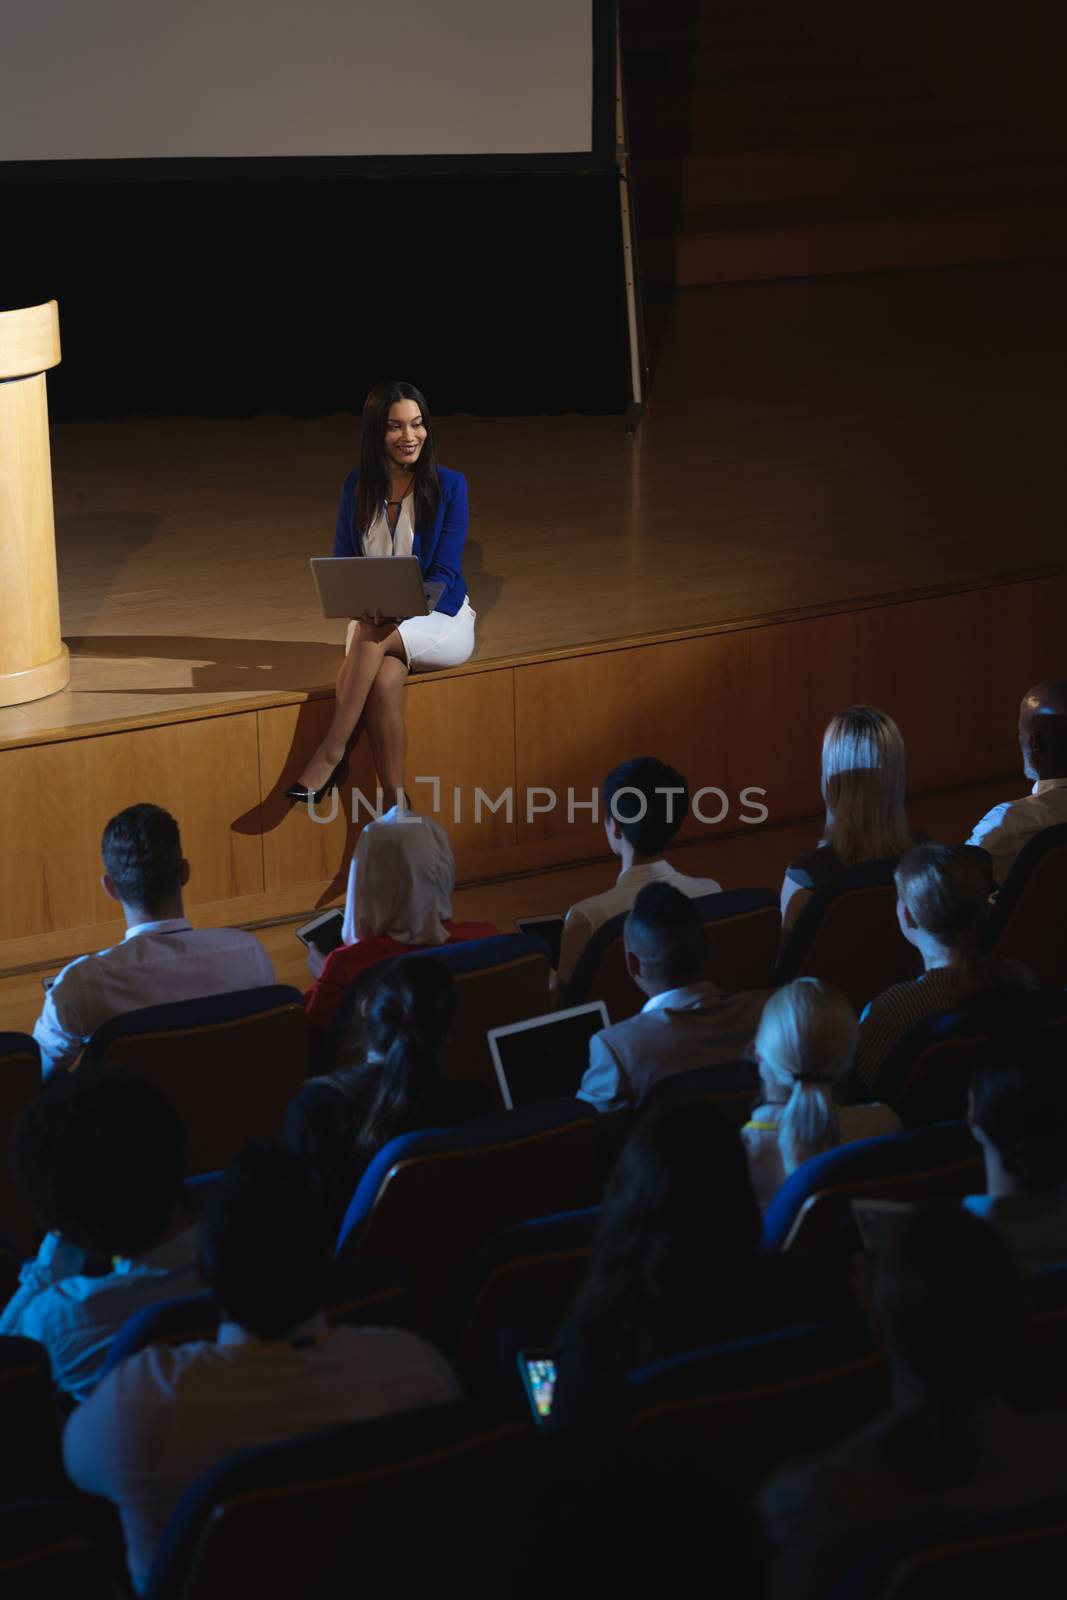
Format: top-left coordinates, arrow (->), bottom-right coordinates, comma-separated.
557,757 -> 721,989
34,803 -> 276,1076
64,1145 -> 461,1595
0,1068 -> 200,1402
577,882 -> 766,1113
967,681 -> 1067,885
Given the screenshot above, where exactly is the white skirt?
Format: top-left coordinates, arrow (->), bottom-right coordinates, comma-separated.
345,596 -> 477,673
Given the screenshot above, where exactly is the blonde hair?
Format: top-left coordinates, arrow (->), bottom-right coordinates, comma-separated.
755,978 -> 858,1174
820,706 -> 912,867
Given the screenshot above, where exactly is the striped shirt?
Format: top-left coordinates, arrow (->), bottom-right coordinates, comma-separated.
854,963 -> 1032,1093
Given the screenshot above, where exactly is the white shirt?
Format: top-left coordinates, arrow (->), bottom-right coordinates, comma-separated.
63,1313 -> 462,1594
966,777 -> 1067,885
33,917 -> 277,1077
557,859 -> 722,986
362,496 -> 415,558
0,1226 -> 201,1403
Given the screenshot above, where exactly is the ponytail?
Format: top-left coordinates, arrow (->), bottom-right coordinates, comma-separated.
348,956 -> 456,1157
754,978 -> 857,1173
778,1076 -> 840,1175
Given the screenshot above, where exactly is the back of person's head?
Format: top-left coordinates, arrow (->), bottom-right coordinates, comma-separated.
820,706 -> 911,867
353,955 -> 456,1154
573,1100 -> 761,1365
970,1026 -> 1067,1192
199,1143 -> 331,1340
11,1066 -> 184,1260
349,810 -> 454,945
876,1205 -> 1023,1418
624,881 -> 707,988
754,979 -> 857,1173
101,803 -> 183,914
603,757 -> 689,857
895,842 -> 988,947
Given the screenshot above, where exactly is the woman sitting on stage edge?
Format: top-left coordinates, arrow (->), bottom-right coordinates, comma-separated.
287,380 -> 476,804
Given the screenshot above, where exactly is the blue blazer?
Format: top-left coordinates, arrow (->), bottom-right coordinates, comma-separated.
332,466 -> 468,617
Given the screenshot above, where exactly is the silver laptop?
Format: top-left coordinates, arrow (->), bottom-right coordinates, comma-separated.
311,555 -> 445,620
488,1002 -> 610,1110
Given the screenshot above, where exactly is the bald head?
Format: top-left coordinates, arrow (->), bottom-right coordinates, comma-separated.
1019,681 -> 1067,781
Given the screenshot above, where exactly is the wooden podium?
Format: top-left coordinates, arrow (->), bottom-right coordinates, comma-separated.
0,300 -> 69,706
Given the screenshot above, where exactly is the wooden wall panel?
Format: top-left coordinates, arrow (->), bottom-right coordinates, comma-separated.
0,713 -> 262,943
513,631 -> 753,850
258,670 -> 517,903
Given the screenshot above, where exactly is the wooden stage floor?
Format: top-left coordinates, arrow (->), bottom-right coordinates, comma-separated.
3,260 -> 1066,749
3,261 -> 1066,966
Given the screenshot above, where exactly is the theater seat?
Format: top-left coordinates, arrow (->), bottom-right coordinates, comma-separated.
621,1321 -> 889,1489
101,1260 -> 414,1380
81,986 -> 307,1173
441,1207 -> 600,1394
143,1400 -> 537,1600
0,1337 -> 66,1498
776,860 -> 919,1012
0,1033 -> 42,1257
762,1123 -> 983,1253
335,1102 -> 602,1327
317,934 -> 553,1106
561,889 -> 780,1021
825,1494 -> 1067,1600
982,823 -> 1067,988
638,1060 -> 759,1128
875,989 -> 1067,1127
0,1498 -> 123,1600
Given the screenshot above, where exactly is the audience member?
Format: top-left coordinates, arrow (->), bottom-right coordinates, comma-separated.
759,1205 -> 1067,1599
780,707 -> 916,937
303,804 -> 496,1044
0,1067 -> 199,1402
556,757 -> 720,988
576,882 -> 765,1113
550,1100 -> 818,1427
63,1144 -> 461,1594
283,956 -> 490,1234
32,803 -> 275,1077
850,843 -> 1033,1097
964,1026 -> 1067,1269
967,680 -> 1067,884
744,979 -> 900,1211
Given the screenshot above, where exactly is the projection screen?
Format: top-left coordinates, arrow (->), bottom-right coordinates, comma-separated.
0,0 -> 597,162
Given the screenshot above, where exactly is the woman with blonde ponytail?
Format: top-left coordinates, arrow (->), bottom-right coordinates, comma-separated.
744,978 -> 900,1210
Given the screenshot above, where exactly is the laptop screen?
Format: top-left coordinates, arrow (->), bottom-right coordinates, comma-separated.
488,1002 -> 609,1110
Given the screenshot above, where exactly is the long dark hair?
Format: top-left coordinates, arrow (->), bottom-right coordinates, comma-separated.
346,956 -> 456,1157
569,1101 -> 762,1371
354,380 -> 441,539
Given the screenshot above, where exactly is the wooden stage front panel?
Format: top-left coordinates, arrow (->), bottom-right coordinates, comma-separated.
2,568 -> 1061,970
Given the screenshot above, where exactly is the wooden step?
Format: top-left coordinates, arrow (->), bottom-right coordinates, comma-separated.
644,201 -> 1067,287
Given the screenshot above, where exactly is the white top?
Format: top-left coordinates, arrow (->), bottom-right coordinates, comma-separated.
361,494 -> 416,559
743,1101 -> 903,1213
341,805 -> 454,946
557,858 -> 722,985
966,776 -> 1067,885
0,1226 -> 201,1403
33,917 -> 277,1078
63,1312 -> 462,1594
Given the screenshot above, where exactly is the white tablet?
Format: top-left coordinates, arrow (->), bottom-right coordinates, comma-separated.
310,556 -> 445,620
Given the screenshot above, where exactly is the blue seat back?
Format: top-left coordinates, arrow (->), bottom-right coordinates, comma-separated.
876,989 -> 1067,1126
0,1033 -> 41,1254
762,1122 -> 983,1252
441,1207 -> 600,1393
144,1400 -> 536,1600
983,823 -> 1067,988
638,1060 -> 759,1128
335,1101 -> 601,1328
561,888 -> 779,1018
83,985 -> 308,1172
318,935 -> 552,1106
776,858 -> 918,1010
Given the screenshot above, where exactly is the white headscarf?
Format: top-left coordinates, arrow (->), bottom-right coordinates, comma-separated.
341,805 -> 454,948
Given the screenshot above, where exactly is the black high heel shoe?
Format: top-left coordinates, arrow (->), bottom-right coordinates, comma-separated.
285,757 -> 346,805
